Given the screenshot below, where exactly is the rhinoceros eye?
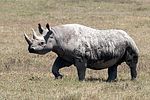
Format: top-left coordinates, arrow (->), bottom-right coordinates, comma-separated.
39,42 -> 45,45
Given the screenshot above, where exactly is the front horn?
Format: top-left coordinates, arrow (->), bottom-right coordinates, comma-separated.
24,33 -> 32,45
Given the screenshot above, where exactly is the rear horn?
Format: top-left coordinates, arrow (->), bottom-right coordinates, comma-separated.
32,28 -> 38,39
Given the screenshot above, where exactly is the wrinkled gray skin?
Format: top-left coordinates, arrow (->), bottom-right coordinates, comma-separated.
24,23 -> 139,82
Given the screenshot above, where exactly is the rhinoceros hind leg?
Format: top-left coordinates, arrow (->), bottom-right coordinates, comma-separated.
126,58 -> 138,80
125,48 -> 138,80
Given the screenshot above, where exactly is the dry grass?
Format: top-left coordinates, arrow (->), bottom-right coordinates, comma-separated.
0,0 -> 150,100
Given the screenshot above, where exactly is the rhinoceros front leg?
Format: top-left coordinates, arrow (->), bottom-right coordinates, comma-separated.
52,57 -> 72,79
106,65 -> 118,82
75,58 -> 87,81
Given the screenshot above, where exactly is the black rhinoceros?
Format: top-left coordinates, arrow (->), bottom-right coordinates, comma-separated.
24,23 -> 139,82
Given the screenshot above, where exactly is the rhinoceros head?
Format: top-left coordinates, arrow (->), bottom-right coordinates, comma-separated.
24,23 -> 56,54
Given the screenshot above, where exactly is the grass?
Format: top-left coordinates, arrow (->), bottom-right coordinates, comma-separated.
0,0 -> 150,99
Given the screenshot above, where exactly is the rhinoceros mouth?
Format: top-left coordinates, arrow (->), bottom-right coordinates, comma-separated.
28,47 -> 50,55
28,48 -> 37,53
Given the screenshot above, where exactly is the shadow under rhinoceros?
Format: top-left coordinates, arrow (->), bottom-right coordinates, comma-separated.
85,77 -> 107,82
85,77 -> 136,82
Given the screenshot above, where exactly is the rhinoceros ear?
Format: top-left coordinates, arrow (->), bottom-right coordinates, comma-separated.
46,23 -> 50,31
38,23 -> 44,34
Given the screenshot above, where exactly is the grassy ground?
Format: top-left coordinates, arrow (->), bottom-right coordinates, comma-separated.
0,0 -> 150,99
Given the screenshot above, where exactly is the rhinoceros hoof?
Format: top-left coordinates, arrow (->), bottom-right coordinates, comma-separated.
55,75 -> 63,79
106,79 -> 118,82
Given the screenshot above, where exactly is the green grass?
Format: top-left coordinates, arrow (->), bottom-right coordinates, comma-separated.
0,0 -> 150,99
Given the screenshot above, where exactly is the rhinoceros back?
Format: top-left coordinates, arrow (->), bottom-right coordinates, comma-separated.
52,24 -> 138,68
